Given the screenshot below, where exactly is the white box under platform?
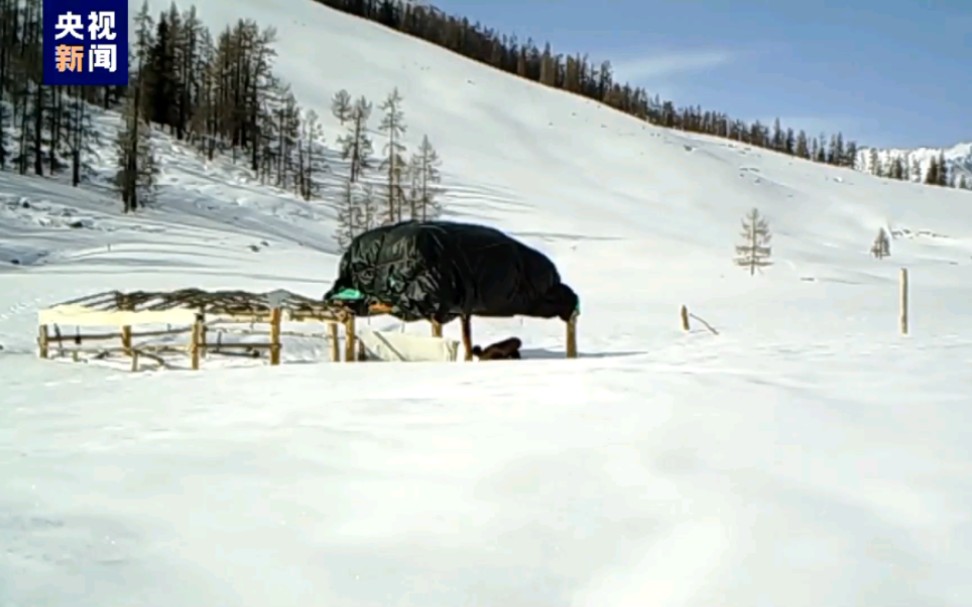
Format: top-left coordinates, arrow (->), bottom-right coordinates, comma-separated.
356,328 -> 459,362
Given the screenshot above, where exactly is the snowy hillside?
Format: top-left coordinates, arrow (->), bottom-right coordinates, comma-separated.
857,140 -> 972,185
2,1 -> 972,606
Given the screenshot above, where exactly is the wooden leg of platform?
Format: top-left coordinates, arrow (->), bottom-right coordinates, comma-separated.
566,313 -> 578,359
344,317 -> 356,362
460,314 -> 473,361
431,319 -> 442,337
38,325 -> 49,358
328,322 -> 339,362
190,316 -> 203,370
269,308 -> 282,366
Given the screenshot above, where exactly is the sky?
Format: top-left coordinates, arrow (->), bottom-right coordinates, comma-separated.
431,0 -> 971,149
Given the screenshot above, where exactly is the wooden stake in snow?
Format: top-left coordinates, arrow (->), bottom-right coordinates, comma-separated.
269,308 -> 282,365
900,268 -> 909,335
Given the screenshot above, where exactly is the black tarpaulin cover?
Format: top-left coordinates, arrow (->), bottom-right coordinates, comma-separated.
323,220 -> 579,323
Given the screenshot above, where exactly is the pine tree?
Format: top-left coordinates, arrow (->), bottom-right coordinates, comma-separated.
331,89 -> 352,125
925,156 -> 939,185
244,23 -> 280,172
892,157 -> 907,180
337,95 -> 373,183
378,87 -> 407,223
843,140 -> 857,168
871,228 -> 890,259
734,208 -> 772,276
114,66 -> 159,212
63,88 -> 99,186
360,182 -> 378,232
173,4 -> 203,140
12,82 -> 51,176
268,87 -> 300,189
936,152 -> 949,187
959,174 -> 969,190
867,148 -> 880,176
795,130 -> 809,159
827,133 -> 844,165
296,108 -> 326,200
191,26 -> 219,159
771,118 -> 783,151
0,0 -> 11,170
335,178 -> 377,247
406,135 -> 443,220
814,133 -> 827,164
145,11 -> 178,128
132,1 -> 156,79
0,99 -> 10,171
335,178 -> 359,248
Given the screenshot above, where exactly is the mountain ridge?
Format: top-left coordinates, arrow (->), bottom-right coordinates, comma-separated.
856,141 -> 972,188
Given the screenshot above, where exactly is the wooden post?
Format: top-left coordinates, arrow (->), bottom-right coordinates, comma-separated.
680,305 -> 690,331
269,307 -> 282,365
327,322 -> 340,362
190,315 -> 203,370
431,320 -> 442,337
120,293 -> 133,358
38,325 -> 49,358
54,325 -> 64,357
900,267 -> 908,335
460,314 -> 473,361
566,312 -> 578,359
131,350 -> 139,372
121,325 -> 132,355
344,316 -> 356,362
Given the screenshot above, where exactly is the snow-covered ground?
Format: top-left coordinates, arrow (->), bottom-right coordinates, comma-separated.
2,1 -> 972,605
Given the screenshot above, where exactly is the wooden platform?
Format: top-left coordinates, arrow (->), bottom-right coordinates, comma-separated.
36,289 -> 578,370
36,288 -> 362,370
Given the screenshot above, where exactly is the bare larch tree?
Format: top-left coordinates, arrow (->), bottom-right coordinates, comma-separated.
331,89 -> 352,125
114,64 -> 158,212
378,87 -> 407,223
735,207 -> 772,275
407,134 -> 443,220
337,95 -> 373,183
871,227 -> 890,259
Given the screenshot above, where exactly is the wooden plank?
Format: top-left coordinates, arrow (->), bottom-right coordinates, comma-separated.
39,305 -> 198,326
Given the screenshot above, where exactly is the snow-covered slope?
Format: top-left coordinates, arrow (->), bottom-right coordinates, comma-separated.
2,1 -> 972,606
857,140 -> 972,184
